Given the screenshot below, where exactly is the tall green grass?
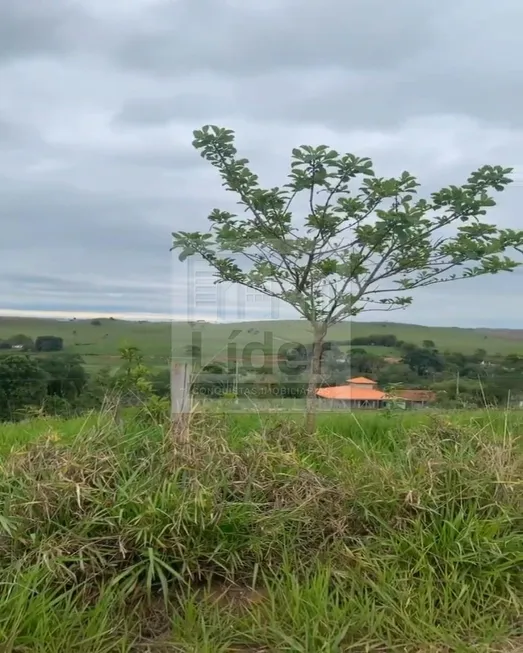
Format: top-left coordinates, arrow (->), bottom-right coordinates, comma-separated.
0,410 -> 521,651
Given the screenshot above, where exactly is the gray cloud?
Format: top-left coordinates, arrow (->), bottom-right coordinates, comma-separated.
111,0 -> 523,130
0,0 -> 522,327
0,1 -> 96,63
114,0 -> 435,77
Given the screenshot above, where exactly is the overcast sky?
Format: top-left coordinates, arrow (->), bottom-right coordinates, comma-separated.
2,0 -> 523,327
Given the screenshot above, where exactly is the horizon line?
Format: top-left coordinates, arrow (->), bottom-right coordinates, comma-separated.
0,308 -> 518,332
0,308 -> 303,323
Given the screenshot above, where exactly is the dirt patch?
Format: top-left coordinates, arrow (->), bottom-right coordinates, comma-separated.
207,583 -> 268,610
132,585 -> 269,652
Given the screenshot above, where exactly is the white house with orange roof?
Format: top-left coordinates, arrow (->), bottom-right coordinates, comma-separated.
316,377 -> 435,409
316,376 -> 390,409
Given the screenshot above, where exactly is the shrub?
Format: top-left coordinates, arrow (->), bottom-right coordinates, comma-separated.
35,335 -> 64,352
7,334 -> 34,350
0,355 -> 47,421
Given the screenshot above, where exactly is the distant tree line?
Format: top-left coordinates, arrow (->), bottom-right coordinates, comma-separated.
2,332 -> 523,421
0,334 -> 64,352
0,353 -> 87,421
189,335 -> 523,408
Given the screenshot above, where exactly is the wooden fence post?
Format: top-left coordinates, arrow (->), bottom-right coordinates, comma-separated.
170,362 -> 192,442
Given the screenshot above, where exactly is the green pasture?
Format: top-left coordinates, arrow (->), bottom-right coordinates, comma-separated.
1,317 -> 523,374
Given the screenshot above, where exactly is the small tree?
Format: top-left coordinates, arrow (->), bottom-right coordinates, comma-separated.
402,345 -> 445,377
35,335 -> 64,352
0,355 -> 47,421
172,125 -> 523,431
116,345 -> 153,398
115,345 -> 169,423
37,353 -> 87,401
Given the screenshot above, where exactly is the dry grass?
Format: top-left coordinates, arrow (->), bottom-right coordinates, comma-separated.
0,411 -> 521,651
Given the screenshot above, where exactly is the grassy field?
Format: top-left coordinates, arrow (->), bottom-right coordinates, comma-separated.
0,408 -> 521,651
2,316 -> 523,373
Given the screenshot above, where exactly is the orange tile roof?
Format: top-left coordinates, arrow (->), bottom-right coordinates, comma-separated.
347,376 -> 376,384
316,385 -> 388,400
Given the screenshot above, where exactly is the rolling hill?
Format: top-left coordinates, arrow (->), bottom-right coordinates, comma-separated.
1,316 -> 523,371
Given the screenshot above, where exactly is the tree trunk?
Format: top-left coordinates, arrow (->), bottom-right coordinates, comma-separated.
305,327 -> 326,434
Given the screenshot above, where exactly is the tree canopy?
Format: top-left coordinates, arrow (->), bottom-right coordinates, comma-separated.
172,125 -> 523,429
173,125 -> 523,335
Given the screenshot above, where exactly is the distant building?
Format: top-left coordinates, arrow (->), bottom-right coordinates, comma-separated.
316,377 -> 436,409
316,377 -> 389,409
393,389 -> 436,408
